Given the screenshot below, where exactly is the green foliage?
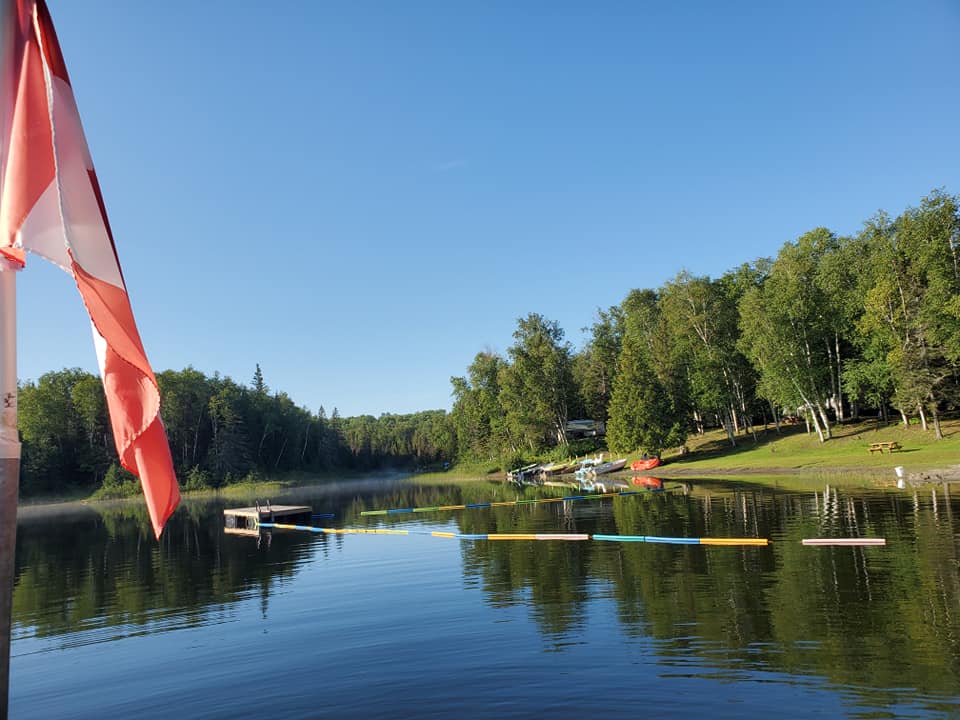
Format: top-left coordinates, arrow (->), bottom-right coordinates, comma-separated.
19,368 -> 112,494
183,465 -> 213,491
251,363 -> 268,395
499,450 -> 526,473
18,189 -> 960,498
857,192 -> 960,433
240,469 -> 263,485
449,189 -> 959,457
574,306 -> 623,422
91,463 -> 141,500
20,367 -> 459,500
606,319 -> 679,455
499,313 -> 578,452
451,352 -> 511,462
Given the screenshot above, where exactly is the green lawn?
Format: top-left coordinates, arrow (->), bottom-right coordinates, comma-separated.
427,418 -> 960,489
650,417 -> 960,480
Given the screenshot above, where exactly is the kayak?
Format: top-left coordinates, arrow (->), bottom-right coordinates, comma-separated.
630,457 -> 661,471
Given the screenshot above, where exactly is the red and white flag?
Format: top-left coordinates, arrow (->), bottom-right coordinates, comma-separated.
0,0 -> 179,538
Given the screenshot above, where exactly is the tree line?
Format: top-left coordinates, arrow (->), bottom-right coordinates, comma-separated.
18,189 -> 960,495
18,363 -> 454,498
451,189 -> 960,463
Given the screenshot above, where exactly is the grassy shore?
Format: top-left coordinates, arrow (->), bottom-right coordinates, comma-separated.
657,417 -> 960,480
20,418 -> 960,511
422,417 -> 960,488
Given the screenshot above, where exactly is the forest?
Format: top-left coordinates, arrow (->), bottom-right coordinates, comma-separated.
18,364 -> 454,498
16,189 -> 960,498
451,190 -> 960,462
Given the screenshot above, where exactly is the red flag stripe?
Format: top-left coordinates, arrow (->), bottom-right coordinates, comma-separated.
0,1 -> 54,251
32,0 -> 69,84
0,0 -> 180,537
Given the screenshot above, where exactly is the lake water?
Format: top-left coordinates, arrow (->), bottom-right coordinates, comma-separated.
9,477 -> 960,718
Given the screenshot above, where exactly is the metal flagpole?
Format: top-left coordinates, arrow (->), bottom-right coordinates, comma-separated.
0,260 -> 20,719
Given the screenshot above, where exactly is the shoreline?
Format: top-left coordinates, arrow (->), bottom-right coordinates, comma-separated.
15,462 -> 960,519
423,461 -> 960,487
652,463 -> 960,484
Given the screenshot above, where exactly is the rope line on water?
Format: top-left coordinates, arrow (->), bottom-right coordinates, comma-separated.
254,524 -> 886,547
257,522 -> 771,545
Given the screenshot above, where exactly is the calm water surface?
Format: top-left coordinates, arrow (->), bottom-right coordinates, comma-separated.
10,477 -> 960,718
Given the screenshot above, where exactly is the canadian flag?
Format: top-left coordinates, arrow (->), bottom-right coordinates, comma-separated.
0,0 -> 179,538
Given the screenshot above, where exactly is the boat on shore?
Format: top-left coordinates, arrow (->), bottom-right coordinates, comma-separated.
506,463 -> 542,485
573,456 -> 604,480
591,458 -> 627,476
630,457 -> 661,471
575,456 -> 627,482
538,459 -> 576,477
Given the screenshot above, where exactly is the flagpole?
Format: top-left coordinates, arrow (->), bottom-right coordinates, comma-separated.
0,259 -> 20,719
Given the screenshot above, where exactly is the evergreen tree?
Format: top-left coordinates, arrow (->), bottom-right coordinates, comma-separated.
499,314 -> 576,450
606,324 -> 677,456
251,363 -> 268,395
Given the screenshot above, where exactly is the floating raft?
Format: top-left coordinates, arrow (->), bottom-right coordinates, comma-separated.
258,523 -> 769,545
360,490 -> 654,517
801,538 -> 887,546
224,504 -> 312,537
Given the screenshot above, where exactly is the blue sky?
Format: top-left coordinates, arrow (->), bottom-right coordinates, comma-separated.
18,1 -> 960,417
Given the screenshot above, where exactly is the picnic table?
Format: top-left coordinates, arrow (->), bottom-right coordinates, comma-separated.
868,441 -> 901,454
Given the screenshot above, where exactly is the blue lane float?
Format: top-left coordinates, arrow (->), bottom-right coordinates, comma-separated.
251,524 -> 884,548
257,523 -> 771,546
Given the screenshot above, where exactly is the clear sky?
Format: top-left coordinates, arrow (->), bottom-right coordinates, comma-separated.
17,1 -> 960,417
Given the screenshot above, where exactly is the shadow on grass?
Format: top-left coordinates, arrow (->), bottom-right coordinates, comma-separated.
669,424 -> 808,466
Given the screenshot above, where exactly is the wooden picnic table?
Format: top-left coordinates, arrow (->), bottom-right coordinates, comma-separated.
868,441 -> 901,454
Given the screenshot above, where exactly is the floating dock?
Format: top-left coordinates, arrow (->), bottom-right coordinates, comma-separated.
224,504 -> 312,536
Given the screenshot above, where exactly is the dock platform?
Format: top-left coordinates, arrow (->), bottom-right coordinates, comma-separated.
224,503 -> 312,536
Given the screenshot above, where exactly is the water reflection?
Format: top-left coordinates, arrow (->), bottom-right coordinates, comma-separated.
12,478 -> 960,714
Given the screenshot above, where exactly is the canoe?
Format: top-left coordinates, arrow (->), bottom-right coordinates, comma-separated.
573,456 -> 604,478
539,460 -> 573,475
506,463 -> 542,485
590,458 -> 627,476
630,457 -> 661,471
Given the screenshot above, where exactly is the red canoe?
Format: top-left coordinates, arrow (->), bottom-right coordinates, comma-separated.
632,476 -> 663,489
630,457 -> 661,471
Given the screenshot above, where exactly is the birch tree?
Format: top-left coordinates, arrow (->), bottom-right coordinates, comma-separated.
859,191 -> 960,438
739,230 -> 838,442
499,314 -> 577,450
573,306 -> 624,423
